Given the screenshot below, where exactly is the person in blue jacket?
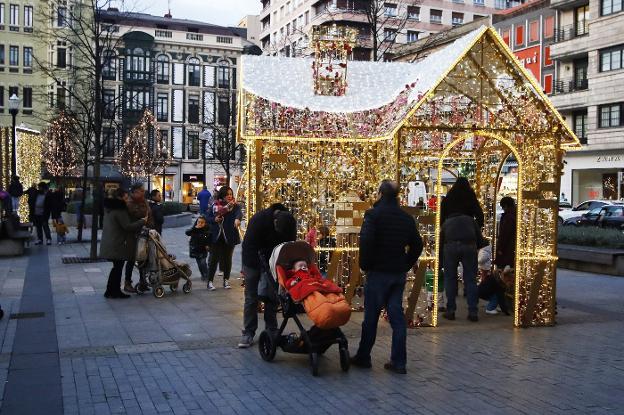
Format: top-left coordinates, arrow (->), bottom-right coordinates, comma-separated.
197,186 -> 212,216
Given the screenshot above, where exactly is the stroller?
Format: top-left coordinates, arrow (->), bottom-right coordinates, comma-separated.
135,228 -> 192,298
258,241 -> 350,376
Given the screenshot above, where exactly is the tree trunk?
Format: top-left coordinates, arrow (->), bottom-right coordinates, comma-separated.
77,155 -> 89,242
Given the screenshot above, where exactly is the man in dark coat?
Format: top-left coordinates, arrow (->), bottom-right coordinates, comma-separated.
48,186 -> 66,222
148,189 -> 165,235
100,188 -> 147,299
352,180 -> 423,375
26,184 -> 38,222
32,182 -> 53,245
351,180 -> 423,374
8,176 -> 23,213
238,203 -> 297,348
495,196 -> 516,270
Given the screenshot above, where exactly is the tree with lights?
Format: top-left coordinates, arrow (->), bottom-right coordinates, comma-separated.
117,110 -> 168,183
44,112 -> 80,181
32,0 -> 134,256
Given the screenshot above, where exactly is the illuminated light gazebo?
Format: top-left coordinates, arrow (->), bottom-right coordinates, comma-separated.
237,26 -> 581,328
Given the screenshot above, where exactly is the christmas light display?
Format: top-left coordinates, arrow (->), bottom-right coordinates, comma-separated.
237,26 -> 580,327
17,130 -> 43,220
0,127 -> 11,189
44,111 -> 79,179
117,110 -> 168,180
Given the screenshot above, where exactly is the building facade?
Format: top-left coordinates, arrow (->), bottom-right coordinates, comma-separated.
493,0 -> 557,94
0,0 -> 46,131
549,0 -> 624,204
257,0 -> 523,59
99,9 -> 249,203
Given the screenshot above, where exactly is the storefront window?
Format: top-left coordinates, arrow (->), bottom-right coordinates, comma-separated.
151,175 -> 175,201
573,168 -> 624,202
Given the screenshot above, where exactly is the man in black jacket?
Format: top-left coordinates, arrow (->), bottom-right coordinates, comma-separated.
352,180 -> 423,374
238,203 -> 297,348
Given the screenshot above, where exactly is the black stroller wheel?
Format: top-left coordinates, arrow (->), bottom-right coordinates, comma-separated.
309,352 -> 319,376
153,286 -> 165,298
339,342 -> 350,372
258,330 -> 276,362
170,284 -> 178,292
182,281 -> 192,294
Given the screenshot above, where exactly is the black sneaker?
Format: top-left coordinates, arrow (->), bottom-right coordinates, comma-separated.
443,311 -> 455,320
468,314 -> 479,322
350,356 -> 372,369
384,362 -> 407,374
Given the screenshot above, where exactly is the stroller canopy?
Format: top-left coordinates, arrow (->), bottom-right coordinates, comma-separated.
269,241 -> 316,282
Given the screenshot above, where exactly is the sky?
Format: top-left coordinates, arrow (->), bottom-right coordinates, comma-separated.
133,0 -> 261,26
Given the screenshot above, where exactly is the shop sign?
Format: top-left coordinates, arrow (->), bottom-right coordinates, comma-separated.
515,46 -> 541,85
183,174 -> 205,182
596,155 -> 622,163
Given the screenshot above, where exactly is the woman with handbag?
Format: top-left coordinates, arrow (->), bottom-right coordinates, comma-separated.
440,177 -> 485,322
206,186 -> 242,290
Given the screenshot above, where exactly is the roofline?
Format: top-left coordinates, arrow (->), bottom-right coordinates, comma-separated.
98,9 -> 246,37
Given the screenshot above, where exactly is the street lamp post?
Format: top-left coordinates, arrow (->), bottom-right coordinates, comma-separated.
161,146 -> 169,199
199,132 -> 210,190
8,94 -> 20,177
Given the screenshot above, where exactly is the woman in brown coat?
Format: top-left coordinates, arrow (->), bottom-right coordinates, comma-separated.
100,188 -> 147,299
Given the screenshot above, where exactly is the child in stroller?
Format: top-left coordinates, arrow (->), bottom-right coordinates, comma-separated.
258,241 -> 351,376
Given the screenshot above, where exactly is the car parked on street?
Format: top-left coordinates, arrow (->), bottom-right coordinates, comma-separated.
563,206 -> 603,227
596,205 -> 624,230
558,200 -> 616,224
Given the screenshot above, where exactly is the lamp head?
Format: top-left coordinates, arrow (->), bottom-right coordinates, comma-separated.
8,94 -> 20,114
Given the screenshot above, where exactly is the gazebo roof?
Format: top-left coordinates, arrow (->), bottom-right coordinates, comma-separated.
242,28 -> 482,113
239,26 -> 579,147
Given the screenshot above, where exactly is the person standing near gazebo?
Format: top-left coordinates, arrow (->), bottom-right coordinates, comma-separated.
440,177 -> 484,322
351,180 -> 423,374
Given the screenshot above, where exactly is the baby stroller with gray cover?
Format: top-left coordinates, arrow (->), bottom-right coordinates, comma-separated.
257,241 -> 350,376
135,228 -> 192,298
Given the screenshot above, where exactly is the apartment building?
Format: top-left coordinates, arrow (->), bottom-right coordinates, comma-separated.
257,0 -> 523,59
549,0 -> 624,203
99,9 -> 249,203
0,0 -> 46,131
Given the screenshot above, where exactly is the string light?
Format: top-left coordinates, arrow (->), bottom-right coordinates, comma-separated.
237,27 -> 580,327
44,111 -> 79,178
17,130 -> 43,220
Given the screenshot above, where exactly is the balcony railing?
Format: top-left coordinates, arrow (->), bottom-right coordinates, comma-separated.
554,22 -> 588,43
553,77 -> 588,95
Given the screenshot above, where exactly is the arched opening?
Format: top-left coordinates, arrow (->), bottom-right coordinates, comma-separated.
430,132 -> 522,326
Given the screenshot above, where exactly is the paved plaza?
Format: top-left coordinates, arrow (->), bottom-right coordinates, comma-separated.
0,225 -> 623,415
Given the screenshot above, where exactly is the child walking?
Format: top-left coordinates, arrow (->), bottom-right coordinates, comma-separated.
54,218 -> 69,245
186,216 -> 211,283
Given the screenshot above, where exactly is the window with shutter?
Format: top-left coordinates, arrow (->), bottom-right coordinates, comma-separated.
173,62 -> 184,85
172,89 -> 184,122
203,92 -> 215,124
203,66 -> 215,87
172,126 -> 183,158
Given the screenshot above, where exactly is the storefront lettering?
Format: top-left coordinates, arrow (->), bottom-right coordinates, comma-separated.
596,155 -> 622,162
